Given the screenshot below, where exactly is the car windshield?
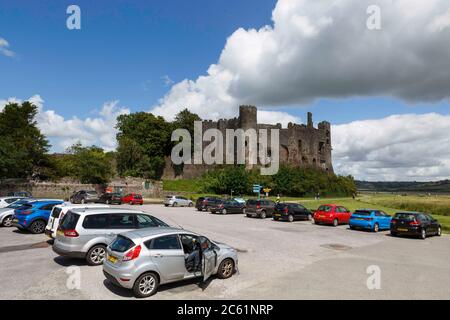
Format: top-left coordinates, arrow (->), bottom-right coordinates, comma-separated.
110,235 -> 135,253
354,210 -> 372,216
7,200 -> 30,208
318,205 -> 332,212
394,213 -> 417,221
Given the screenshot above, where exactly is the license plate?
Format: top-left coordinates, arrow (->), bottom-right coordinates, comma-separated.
12,219 -> 18,224
397,228 -> 408,232
356,218 -> 364,220
57,230 -> 64,236
274,214 -> 281,217
108,255 -> 118,264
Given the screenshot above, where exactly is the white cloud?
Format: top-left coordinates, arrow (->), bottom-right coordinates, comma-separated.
0,37 -> 15,57
151,0 -> 450,121
1,95 -> 130,151
333,113 -> 450,181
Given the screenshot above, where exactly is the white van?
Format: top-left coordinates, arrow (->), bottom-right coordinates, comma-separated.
45,203 -> 110,239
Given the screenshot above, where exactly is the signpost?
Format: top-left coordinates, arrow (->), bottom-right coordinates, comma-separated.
253,184 -> 262,198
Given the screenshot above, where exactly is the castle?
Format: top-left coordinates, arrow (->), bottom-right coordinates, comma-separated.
163,105 -> 333,179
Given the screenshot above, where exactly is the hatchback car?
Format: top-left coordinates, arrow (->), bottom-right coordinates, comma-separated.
97,193 -> 123,205
12,200 -> 65,233
45,203 -> 110,239
53,208 -> 169,265
313,204 -> 352,226
103,227 -> 238,298
390,212 -> 442,239
245,199 -> 275,219
70,190 -> 100,204
122,193 -> 144,205
273,203 -> 313,222
164,195 -> 193,207
195,197 -> 222,212
0,198 -> 34,227
349,209 -> 392,232
209,200 -> 245,214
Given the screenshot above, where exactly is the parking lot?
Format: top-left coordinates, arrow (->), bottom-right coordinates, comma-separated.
1,203 -> 449,300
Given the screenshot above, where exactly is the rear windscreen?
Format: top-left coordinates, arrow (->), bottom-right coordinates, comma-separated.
394,213 -> 417,220
354,210 -> 371,216
51,207 -> 63,218
110,235 -> 135,253
60,211 -> 80,230
318,205 -> 332,212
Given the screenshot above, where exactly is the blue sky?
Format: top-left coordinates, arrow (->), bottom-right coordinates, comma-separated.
2,0 -> 450,181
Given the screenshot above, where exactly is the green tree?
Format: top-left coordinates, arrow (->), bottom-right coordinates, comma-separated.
116,112 -> 172,179
68,144 -> 112,184
0,102 -> 50,178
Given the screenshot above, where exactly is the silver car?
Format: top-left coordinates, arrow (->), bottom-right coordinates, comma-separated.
103,227 -> 238,298
52,208 -> 170,265
0,198 -> 33,227
164,195 -> 193,207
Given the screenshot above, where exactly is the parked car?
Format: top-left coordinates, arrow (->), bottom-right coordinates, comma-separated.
12,200 -> 65,234
103,227 -> 238,298
45,203 -> 110,239
195,197 -> 222,212
164,195 -> 193,207
97,193 -> 123,205
7,191 -> 32,197
0,198 -> 34,227
70,190 -> 100,204
0,196 -> 27,208
52,208 -> 169,265
122,193 -> 144,205
273,203 -> 313,222
313,204 -> 352,226
349,209 -> 392,232
390,212 -> 442,239
209,199 -> 245,214
245,199 -> 275,219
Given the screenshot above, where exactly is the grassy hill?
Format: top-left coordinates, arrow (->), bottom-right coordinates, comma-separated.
356,180 -> 450,194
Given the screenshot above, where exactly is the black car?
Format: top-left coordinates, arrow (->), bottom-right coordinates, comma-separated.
390,212 -> 442,239
245,199 -> 275,219
195,197 -> 222,212
209,200 -> 245,215
97,193 -> 122,205
273,203 -> 313,222
70,190 -> 99,204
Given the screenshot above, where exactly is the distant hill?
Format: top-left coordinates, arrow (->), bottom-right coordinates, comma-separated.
356,180 -> 450,193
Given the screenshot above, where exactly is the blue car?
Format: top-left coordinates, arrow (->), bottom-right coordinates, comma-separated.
12,200 -> 64,234
349,209 -> 392,232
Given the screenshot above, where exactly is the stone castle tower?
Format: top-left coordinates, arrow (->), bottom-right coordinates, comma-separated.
163,105 -> 333,179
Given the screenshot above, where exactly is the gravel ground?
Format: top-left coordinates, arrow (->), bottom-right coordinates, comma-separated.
0,204 -> 449,300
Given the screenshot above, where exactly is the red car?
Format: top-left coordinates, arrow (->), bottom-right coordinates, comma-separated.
313,204 -> 352,226
121,193 -> 144,205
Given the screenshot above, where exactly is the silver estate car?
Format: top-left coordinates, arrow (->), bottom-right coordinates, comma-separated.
52,208 -> 170,265
164,195 -> 193,207
103,227 -> 238,298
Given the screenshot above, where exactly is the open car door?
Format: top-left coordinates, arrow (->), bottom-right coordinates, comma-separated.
200,237 -> 217,281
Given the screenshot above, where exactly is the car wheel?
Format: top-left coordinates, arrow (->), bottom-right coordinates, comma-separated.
288,215 -> 294,222
133,272 -> 159,298
373,223 -> 379,233
246,213 -> 251,218
349,225 -> 355,230
390,230 -> 397,237
307,214 -> 312,221
164,204 -> 169,207
437,226 -> 442,236
420,228 -> 427,240
129,201 -> 133,205
188,202 -> 193,207
333,219 -> 338,227
106,199 -> 111,205
273,217 -> 279,221
86,245 -> 106,265
260,210 -> 267,219
30,220 -> 46,234
222,209 -> 227,215
2,215 -> 13,227
173,202 -> 177,207
81,198 -> 85,204
217,259 -> 234,279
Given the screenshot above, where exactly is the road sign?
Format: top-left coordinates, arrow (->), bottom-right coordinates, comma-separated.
252,184 -> 262,194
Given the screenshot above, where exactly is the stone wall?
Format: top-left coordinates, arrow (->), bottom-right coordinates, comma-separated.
0,177 -> 164,199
